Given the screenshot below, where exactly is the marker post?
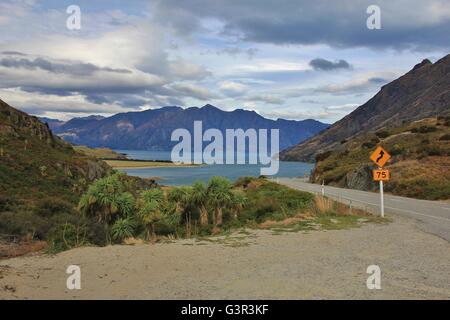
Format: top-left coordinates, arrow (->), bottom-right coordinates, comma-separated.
379,167 -> 384,218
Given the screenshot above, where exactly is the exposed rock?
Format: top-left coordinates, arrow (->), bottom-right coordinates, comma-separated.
344,165 -> 374,191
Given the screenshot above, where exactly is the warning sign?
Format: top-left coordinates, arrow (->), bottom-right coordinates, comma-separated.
370,146 -> 391,167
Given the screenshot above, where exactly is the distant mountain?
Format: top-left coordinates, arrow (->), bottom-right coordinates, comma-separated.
281,54 -> 450,162
52,104 -> 329,151
38,117 -> 65,129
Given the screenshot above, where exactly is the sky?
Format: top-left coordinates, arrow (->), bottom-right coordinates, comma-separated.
0,0 -> 449,123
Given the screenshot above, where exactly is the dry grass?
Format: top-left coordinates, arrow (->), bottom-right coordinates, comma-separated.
74,145 -> 126,159
0,241 -> 47,259
123,237 -> 144,245
314,196 -> 334,214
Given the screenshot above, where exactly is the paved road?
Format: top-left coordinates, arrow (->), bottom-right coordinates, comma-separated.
277,178 -> 450,242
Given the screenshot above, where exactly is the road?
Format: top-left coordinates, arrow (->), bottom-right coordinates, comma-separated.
277,178 -> 450,242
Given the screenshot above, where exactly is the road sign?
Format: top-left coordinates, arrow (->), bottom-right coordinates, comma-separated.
370,146 -> 391,167
373,169 -> 390,181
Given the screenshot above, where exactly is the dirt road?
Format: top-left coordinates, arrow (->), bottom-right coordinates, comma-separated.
1,215 -> 449,299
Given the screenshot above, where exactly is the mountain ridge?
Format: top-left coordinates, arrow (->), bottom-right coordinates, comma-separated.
48,104 -> 329,151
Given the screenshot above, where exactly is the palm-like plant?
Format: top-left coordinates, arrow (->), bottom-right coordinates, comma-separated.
190,181 -> 209,226
138,199 -> 162,241
111,217 -> 136,242
230,190 -> 247,220
78,174 -> 135,224
207,176 -> 234,226
137,188 -> 166,241
168,186 -> 191,213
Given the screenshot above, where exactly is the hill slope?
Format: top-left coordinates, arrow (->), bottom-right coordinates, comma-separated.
281,54 -> 450,162
51,104 -> 329,151
0,99 -> 114,240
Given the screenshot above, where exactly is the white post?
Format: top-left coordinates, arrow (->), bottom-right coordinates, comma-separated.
379,180 -> 384,217
321,180 -> 325,197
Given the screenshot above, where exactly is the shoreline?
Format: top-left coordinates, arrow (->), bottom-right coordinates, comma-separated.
105,159 -> 202,169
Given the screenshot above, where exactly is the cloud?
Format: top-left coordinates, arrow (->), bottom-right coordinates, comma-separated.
170,83 -> 218,100
219,81 -> 247,97
0,56 -> 132,76
152,0 -> 450,50
245,95 -> 284,105
309,58 -> 351,71
216,47 -> 259,59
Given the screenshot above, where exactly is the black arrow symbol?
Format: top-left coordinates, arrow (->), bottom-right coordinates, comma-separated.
376,150 -> 384,163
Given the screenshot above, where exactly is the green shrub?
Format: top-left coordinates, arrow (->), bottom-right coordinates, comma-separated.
411,125 -> 437,133
315,151 -> 332,162
34,198 -> 76,217
375,130 -> 391,139
47,222 -> 87,252
111,217 -> 136,242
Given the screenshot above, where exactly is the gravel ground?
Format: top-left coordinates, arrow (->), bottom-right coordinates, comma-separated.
0,215 -> 449,299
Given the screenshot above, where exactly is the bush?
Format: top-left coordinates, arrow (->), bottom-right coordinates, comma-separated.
439,134 -> 450,141
47,222 -> 87,252
111,217 -> 136,242
34,198 -> 76,217
424,146 -> 444,156
315,151 -> 332,162
411,125 -> 437,133
375,130 -> 391,139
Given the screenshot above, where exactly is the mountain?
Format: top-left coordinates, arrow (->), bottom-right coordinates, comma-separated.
38,117 -> 65,129
280,54 -> 450,162
51,104 -> 329,151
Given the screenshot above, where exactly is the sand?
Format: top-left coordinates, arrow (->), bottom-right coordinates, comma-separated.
0,215 -> 449,299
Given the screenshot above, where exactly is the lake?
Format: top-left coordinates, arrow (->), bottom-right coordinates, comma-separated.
115,149 -> 313,186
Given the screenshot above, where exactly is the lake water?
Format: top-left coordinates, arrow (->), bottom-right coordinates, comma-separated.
115,149 -> 313,186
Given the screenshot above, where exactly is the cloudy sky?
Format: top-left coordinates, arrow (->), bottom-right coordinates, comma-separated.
0,0 -> 449,123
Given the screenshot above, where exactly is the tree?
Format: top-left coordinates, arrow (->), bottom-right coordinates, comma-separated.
78,174 -> 135,224
230,190 -> 247,220
137,188 -> 165,241
168,186 -> 191,213
190,181 -> 209,226
138,200 -> 161,241
206,176 -> 234,226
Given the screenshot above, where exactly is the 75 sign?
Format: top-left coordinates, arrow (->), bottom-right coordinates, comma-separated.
372,169 -> 390,181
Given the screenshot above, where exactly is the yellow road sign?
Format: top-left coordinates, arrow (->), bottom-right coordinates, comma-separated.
373,169 -> 390,181
370,146 -> 391,167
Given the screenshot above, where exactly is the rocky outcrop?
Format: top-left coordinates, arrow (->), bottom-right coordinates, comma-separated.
344,165 -> 374,191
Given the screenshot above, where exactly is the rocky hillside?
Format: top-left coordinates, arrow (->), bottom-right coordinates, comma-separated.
47,104 -> 329,151
281,54 -> 450,162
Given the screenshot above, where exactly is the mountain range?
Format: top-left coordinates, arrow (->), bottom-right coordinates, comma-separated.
44,105 -> 329,152
280,54 -> 450,162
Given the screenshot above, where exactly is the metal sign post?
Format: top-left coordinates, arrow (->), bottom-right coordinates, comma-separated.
379,168 -> 385,218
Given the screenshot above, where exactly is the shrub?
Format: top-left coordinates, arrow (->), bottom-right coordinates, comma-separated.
315,151 -> 333,162
111,217 -> 137,242
411,125 -> 437,133
375,130 -> 391,139
47,222 -> 87,252
34,198 -> 76,217
439,134 -> 450,141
